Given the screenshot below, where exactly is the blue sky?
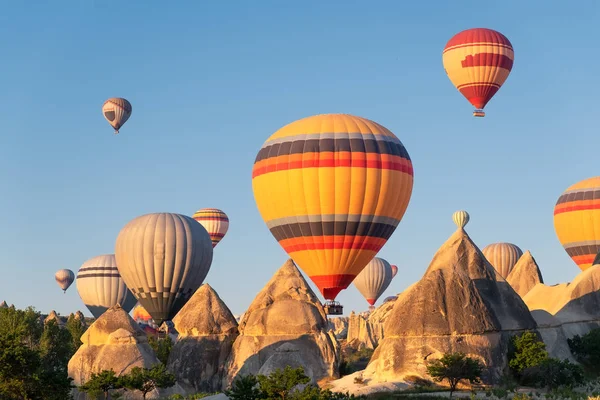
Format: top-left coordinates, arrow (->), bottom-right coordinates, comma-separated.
1,1 -> 599,317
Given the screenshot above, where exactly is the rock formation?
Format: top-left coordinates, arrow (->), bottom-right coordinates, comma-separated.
68,304 -> 160,399
0,300 -> 7,308
524,265 -> 600,338
44,310 -> 64,326
328,316 -> 349,340
506,251 -> 544,298
167,284 -> 239,395
365,229 -> 537,384
223,259 -> 339,388
346,311 -> 376,349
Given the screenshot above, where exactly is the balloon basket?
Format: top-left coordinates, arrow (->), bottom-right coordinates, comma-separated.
324,300 -> 343,315
473,110 -> 485,117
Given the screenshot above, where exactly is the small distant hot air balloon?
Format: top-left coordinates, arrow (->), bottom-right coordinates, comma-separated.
132,303 -> 158,330
482,242 -> 523,278
76,254 -> 137,319
353,257 -> 394,307
251,114 -> 414,315
391,265 -> 398,278
442,28 -> 514,117
554,177 -> 600,272
55,269 -> 74,293
452,210 -> 470,229
115,213 -> 214,324
192,208 -> 230,248
102,97 -> 132,134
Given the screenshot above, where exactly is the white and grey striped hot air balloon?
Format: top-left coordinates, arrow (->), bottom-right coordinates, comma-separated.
192,208 -> 230,248
55,269 -> 75,293
352,257 -> 394,307
76,254 -> 137,319
102,97 -> 132,134
452,210 -> 470,229
482,242 -> 524,278
114,213 -> 214,325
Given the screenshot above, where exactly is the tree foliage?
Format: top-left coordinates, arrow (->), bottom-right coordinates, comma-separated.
78,369 -> 123,399
521,358 -> 585,390
508,331 -> 548,374
122,363 -> 176,399
568,328 -> 600,375
148,334 -> 173,365
426,352 -> 483,397
65,314 -> 87,352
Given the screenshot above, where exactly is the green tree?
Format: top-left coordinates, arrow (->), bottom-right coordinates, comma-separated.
121,363 -> 176,399
568,328 -> 600,375
66,314 -> 86,352
509,331 -> 548,374
426,352 -> 484,398
37,319 -> 75,399
0,331 -> 41,399
521,358 -> 585,390
226,374 -> 262,400
148,335 -> 173,365
257,366 -> 311,400
79,369 -> 123,399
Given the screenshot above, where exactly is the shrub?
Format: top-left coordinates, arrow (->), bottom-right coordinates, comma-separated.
568,328 -> 600,376
509,331 -> 548,375
521,358 -> 585,390
426,352 -> 483,398
148,335 -> 173,365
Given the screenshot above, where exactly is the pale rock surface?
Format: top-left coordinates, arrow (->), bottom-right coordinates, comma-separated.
167,284 -> 239,394
506,251 -> 544,298
328,316 -> 349,340
44,310 -> 64,326
223,259 -> 339,388
0,300 -> 8,308
365,229 -> 537,384
524,265 -> 600,338
68,304 -> 161,399
346,311 -> 376,349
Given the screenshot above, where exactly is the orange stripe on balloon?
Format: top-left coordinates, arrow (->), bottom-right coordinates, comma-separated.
278,236 -> 387,253
554,201 -> 600,215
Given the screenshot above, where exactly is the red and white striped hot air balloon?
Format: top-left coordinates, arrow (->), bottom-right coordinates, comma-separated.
391,265 -> 398,278
192,208 -> 229,248
442,28 -> 514,117
102,97 -> 132,134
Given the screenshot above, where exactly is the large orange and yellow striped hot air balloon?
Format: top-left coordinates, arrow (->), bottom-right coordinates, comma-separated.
442,28 -> 514,117
554,177 -> 600,272
251,114 -> 414,313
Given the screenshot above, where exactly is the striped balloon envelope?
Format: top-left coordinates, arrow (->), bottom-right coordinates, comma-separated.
442,28 -> 514,117
102,97 -> 132,134
452,210 -> 470,229
192,208 -> 230,248
353,257 -> 394,306
482,242 -> 523,278
55,269 -> 75,293
554,177 -> 600,272
251,113 -> 414,301
391,264 -> 398,278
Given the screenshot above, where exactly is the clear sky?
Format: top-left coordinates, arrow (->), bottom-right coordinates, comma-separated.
1,1 -> 599,318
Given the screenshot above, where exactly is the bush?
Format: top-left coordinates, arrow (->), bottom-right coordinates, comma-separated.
509,331 -> 548,375
121,363 -> 176,399
426,352 -> 483,398
148,335 -> 173,365
521,358 -> 585,390
568,328 -> 600,376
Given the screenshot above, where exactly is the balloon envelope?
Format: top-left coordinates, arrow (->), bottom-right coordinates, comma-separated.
102,97 -> 132,134
55,269 -> 75,292
251,113 -> 414,301
391,265 -> 398,278
114,212 -> 213,324
452,210 -> 470,229
76,254 -> 137,319
353,257 -> 394,306
192,208 -> 230,248
554,177 -> 600,271
442,28 -> 514,115
482,243 -> 523,278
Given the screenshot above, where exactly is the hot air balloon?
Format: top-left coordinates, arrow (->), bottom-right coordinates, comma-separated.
452,210 -> 470,229
55,269 -> 75,293
251,113 -> 414,315
132,303 -> 158,330
192,208 -> 230,248
353,257 -> 394,307
391,265 -> 398,278
102,97 -> 132,134
114,213 -> 213,325
554,177 -> 600,272
482,242 -> 523,278
76,254 -> 137,319
592,252 -> 600,268
442,28 -> 514,117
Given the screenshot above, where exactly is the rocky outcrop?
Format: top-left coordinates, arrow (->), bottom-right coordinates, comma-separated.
223,259 -> 339,388
0,300 -> 7,308
68,304 -> 160,399
44,310 -> 65,326
328,317 -> 349,340
365,229 -> 537,384
347,312 -> 376,349
506,251 -> 544,298
168,284 -> 239,395
524,265 -> 600,338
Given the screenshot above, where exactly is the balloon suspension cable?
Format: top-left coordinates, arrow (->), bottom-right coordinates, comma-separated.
114,129 -> 119,134
473,110 -> 485,117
